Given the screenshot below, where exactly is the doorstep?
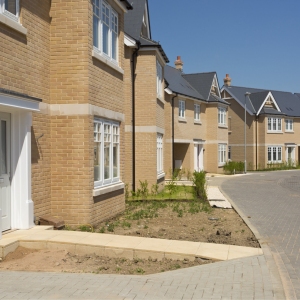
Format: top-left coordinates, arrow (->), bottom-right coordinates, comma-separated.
0,226 -> 263,261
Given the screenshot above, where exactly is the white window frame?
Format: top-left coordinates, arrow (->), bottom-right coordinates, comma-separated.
285,119 -> 293,132
156,60 -> 163,99
267,146 -> 282,163
94,117 -> 120,188
93,0 -> 118,65
267,117 -> 282,132
218,144 -> 226,166
179,100 -> 185,118
157,134 -> 163,175
0,0 -> 19,22
218,107 -> 227,126
194,103 -> 200,121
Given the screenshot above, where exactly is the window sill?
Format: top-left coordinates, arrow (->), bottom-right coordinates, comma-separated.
218,125 -> 228,129
178,118 -> 187,123
218,163 -> 226,167
157,172 -> 165,180
157,96 -> 165,104
267,131 -> 283,134
0,13 -> 27,35
194,120 -> 202,125
93,182 -> 124,197
285,131 -> 294,133
92,50 -> 124,75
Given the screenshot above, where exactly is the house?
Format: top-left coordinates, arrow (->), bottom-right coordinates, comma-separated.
123,0 -> 169,191
221,75 -> 300,169
164,57 -> 230,175
0,0 -> 133,238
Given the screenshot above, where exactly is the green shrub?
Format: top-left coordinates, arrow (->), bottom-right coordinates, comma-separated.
192,171 -> 207,200
223,161 -> 244,174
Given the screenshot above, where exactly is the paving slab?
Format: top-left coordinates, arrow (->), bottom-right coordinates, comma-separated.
207,186 -> 232,208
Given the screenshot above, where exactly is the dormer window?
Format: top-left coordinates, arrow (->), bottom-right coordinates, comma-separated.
93,0 -> 118,63
1,0 -> 19,22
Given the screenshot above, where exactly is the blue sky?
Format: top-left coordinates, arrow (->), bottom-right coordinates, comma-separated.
148,1 -> 300,92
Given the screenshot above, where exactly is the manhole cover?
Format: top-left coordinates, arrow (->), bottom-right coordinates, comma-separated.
279,176 -> 300,192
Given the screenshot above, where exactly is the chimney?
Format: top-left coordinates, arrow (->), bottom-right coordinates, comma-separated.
175,56 -> 183,72
224,74 -> 231,86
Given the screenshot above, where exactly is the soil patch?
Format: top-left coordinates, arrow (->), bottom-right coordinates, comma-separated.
0,247 -> 213,275
93,200 -> 260,248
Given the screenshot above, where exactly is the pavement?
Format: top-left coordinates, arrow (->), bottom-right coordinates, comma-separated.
1,171 -> 299,299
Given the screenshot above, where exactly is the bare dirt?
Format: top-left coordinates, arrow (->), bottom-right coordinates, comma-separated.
0,247 -> 213,275
95,201 -> 260,248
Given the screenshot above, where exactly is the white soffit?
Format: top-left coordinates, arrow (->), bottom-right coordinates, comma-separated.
124,34 -> 137,47
0,93 -> 40,111
165,88 -> 173,95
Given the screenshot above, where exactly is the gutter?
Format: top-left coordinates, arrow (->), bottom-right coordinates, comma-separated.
171,93 -> 178,174
256,116 -> 258,170
131,41 -> 140,192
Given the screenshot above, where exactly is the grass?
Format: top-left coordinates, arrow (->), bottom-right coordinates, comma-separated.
127,185 -> 195,201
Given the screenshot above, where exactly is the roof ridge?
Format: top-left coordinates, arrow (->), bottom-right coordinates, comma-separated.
183,72 -> 216,76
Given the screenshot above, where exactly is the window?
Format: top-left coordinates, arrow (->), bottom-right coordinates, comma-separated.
1,0 -> 19,21
179,100 -> 185,118
157,134 -> 163,175
267,146 -> 282,163
94,118 -> 120,188
228,146 -> 231,161
218,144 -> 226,165
93,0 -> 118,63
267,117 -> 282,132
285,119 -> 293,131
156,60 -> 163,99
194,104 -> 200,121
218,107 -> 227,126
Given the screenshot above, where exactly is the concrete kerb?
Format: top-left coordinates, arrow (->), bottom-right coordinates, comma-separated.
219,181 -> 294,300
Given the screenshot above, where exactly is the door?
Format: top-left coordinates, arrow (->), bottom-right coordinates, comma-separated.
286,146 -> 295,165
0,112 -> 11,232
194,144 -> 204,171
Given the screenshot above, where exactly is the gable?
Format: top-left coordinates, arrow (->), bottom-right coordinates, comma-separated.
141,1 -> 150,38
210,74 -> 220,97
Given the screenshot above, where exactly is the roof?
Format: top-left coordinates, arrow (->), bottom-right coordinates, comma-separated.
182,73 -> 216,101
295,93 -> 300,99
164,66 -> 204,100
261,108 -> 285,116
124,0 -> 148,40
120,0 -> 133,10
223,85 -> 300,117
139,36 -> 169,63
164,67 -> 229,105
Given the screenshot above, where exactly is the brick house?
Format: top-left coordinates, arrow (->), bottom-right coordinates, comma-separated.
164,58 -> 230,175
0,0 -> 132,238
123,0 -> 169,191
221,75 -> 300,169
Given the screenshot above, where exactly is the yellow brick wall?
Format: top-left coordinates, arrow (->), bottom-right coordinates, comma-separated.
0,0 -> 52,217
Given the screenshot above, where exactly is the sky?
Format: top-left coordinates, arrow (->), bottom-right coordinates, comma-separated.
148,0 -> 300,93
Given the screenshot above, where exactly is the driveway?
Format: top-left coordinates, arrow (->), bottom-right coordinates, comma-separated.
213,170 -> 300,299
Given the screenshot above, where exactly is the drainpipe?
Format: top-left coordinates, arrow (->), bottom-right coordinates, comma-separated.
171,93 -> 178,174
256,115 -> 258,170
131,41 -> 140,192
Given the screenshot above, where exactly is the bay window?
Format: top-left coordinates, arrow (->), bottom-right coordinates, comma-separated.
94,118 -> 120,188
93,0 -> 118,63
157,134 -> 163,175
1,0 -> 19,21
156,60 -> 163,99
267,117 -> 282,132
267,146 -> 282,163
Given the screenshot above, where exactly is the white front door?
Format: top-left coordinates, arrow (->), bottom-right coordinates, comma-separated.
194,144 -> 204,172
286,146 -> 295,165
0,112 -> 11,232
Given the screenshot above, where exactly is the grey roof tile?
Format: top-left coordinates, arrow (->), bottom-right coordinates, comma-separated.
164,65 -> 204,100
248,91 -> 269,112
261,108 -> 285,115
124,0 -> 147,40
224,86 -> 300,117
182,73 -> 215,101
